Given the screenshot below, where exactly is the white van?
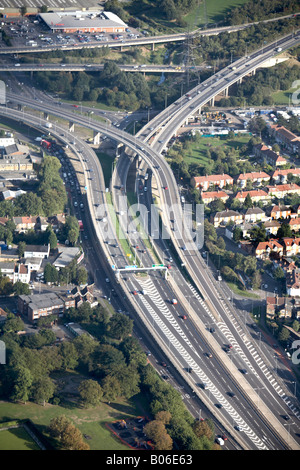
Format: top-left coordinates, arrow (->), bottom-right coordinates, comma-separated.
216,437 -> 224,446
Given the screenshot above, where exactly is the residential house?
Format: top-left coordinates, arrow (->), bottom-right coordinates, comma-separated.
236,171 -> 270,188
255,239 -> 283,259
235,190 -> 271,204
272,168 -> 300,184
254,144 -> 287,167
24,244 -> 50,259
47,213 -> 66,232
270,205 -> 292,220
213,210 -> 243,228
269,124 -> 300,154
289,217 -> 300,233
69,284 -> 98,308
0,261 -> 31,284
282,238 -> 300,257
18,293 -> 65,323
264,220 -> 281,236
200,190 -> 229,205
13,263 -> 30,284
244,207 -> 267,224
226,222 -> 256,239
13,216 -> 37,233
0,261 -> 15,281
191,174 -> 233,191
36,216 -> 49,232
267,184 -> 300,199
286,268 -> 300,297
266,296 -> 293,320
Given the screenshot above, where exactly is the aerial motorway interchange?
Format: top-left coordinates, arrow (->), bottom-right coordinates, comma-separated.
1,18 -> 300,451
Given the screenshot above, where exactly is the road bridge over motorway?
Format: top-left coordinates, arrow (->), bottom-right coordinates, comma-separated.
0,13 -> 298,56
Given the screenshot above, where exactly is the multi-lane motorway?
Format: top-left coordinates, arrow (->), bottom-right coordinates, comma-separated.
1,29 -> 300,450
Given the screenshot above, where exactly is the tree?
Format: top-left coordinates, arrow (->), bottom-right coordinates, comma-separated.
106,313 -> 133,340
278,327 -> 290,345
101,375 -> 122,402
13,281 -> 30,296
2,316 -> 24,334
277,222 -> 292,239
48,230 -> 58,250
44,263 -> 58,284
11,366 -> 33,404
32,376 -> 56,406
192,419 -> 214,441
75,267 -> 88,286
273,266 -> 285,281
78,379 -> 103,407
49,415 -> 90,450
18,241 -> 26,258
144,419 -> 173,450
59,342 -> 79,370
244,193 -> 253,209
65,216 -> 79,245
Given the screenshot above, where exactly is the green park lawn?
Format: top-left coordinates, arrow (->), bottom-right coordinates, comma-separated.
178,134 -> 250,166
184,0 -> 249,28
0,426 -> 41,451
0,391 -> 149,450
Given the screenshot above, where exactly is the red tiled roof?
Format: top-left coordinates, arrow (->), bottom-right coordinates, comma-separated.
236,190 -> 269,199
237,171 -> 269,180
201,191 -> 229,199
193,174 -> 233,183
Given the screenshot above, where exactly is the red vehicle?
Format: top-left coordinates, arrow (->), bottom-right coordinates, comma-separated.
182,315 -> 187,320
41,139 -> 51,149
78,220 -> 84,231
72,104 -> 79,108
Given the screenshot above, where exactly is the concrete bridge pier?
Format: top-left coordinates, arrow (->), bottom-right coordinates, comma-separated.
43,112 -> 49,120
69,122 -> 75,132
93,130 -> 101,145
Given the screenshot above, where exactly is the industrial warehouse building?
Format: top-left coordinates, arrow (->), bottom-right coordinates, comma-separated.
38,10 -> 127,34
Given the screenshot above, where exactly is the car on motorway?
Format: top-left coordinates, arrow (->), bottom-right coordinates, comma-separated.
105,278 -> 110,283
240,369 -> 248,374
164,186 -> 168,190
181,315 -> 187,320
227,392 -> 236,398
171,299 -> 178,305
161,362 -> 167,367
72,104 -> 79,108
205,353 -> 213,358
132,290 -> 137,295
